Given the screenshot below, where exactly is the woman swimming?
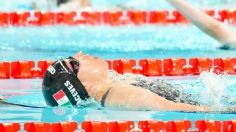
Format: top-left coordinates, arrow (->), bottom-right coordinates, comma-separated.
42,51 -> 209,112
32,0 -> 91,11
56,0 -> 91,10
166,0 -> 236,49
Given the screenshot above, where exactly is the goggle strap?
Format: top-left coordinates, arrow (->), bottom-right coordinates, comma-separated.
68,56 -> 79,75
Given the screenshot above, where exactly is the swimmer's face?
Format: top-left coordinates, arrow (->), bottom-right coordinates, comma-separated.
65,52 -> 109,97
76,55 -> 109,84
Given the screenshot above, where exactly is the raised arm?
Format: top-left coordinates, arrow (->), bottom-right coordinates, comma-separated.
167,0 -> 236,49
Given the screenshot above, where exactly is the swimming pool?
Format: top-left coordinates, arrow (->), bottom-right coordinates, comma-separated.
1,0 -> 236,131
1,25 -> 236,124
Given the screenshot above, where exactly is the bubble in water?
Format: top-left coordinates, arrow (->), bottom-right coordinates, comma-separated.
200,71 -> 227,111
53,107 -> 66,115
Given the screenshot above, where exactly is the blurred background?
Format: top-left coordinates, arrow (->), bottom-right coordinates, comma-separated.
0,0 -> 236,11
0,0 -> 236,61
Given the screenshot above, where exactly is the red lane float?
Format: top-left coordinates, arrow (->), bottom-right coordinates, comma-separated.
214,58 -> 236,74
139,59 -> 162,76
51,122 -> 78,132
0,12 -> 8,26
10,60 -> 53,79
81,121 -> 108,132
24,122 -> 51,132
138,120 -> 191,132
8,12 -> 30,26
82,121 -> 135,132
163,58 -> 186,76
2,120 -> 236,131
0,57 -> 235,79
218,10 -> 236,24
81,11 -> 102,25
11,61 -> 35,78
223,120 -> 236,132
0,123 -> 20,132
138,120 -> 165,131
102,11 -> 123,26
0,9 -> 236,26
165,120 -> 192,132
113,59 -> 136,74
37,60 -> 54,78
24,122 -> 77,132
127,11 -> 147,25
108,121 -> 134,132
148,10 -> 169,24
0,62 -> 10,79
195,120 -> 222,131
189,58 -> 213,75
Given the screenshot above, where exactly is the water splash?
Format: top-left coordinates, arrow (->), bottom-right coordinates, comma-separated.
199,71 -> 228,111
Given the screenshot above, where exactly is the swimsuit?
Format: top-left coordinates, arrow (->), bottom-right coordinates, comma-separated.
101,89 -> 110,107
130,77 -> 200,105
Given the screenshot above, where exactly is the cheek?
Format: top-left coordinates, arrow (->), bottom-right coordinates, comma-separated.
77,61 -> 108,83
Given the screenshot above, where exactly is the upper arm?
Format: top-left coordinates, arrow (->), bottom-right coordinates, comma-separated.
103,83 -> 207,111
104,83 -> 174,110
168,0 -> 236,49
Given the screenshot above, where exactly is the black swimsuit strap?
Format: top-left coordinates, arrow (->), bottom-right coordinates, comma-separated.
101,89 -> 110,107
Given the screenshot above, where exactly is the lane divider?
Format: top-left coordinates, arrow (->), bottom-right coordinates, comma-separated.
1,120 -> 236,131
0,9 -> 236,26
0,57 -> 235,79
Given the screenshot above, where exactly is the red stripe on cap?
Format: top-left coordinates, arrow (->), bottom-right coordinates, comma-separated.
53,90 -> 65,100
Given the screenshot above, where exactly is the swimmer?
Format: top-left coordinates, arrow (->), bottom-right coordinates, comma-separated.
32,0 -> 91,11
47,0 -> 136,11
167,0 -> 236,49
42,51 -> 210,112
56,0 -> 91,11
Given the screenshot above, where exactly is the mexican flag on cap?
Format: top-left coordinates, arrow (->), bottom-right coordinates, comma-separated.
53,90 -> 71,106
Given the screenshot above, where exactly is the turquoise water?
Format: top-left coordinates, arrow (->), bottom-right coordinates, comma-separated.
0,0 -> 236,11
0,25 -> 236,123
1,75 -> 236,123
0,26 -> 236,61
0,0 -> 236,124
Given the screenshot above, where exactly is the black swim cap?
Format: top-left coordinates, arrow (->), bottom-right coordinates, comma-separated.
42,57 -> 89,107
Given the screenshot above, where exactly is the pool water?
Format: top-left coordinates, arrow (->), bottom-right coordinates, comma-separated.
0,0 -> 236,126
1,75 -> 236,123
0,26 -> 236,61
0,0 -> 236,11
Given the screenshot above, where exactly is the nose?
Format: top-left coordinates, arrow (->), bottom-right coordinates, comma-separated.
84,54 -> 92,60
93,56 -> 99,60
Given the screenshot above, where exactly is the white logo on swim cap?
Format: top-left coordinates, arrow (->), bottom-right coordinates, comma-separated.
64,80 -> 81,100
48,66 -> 56,74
